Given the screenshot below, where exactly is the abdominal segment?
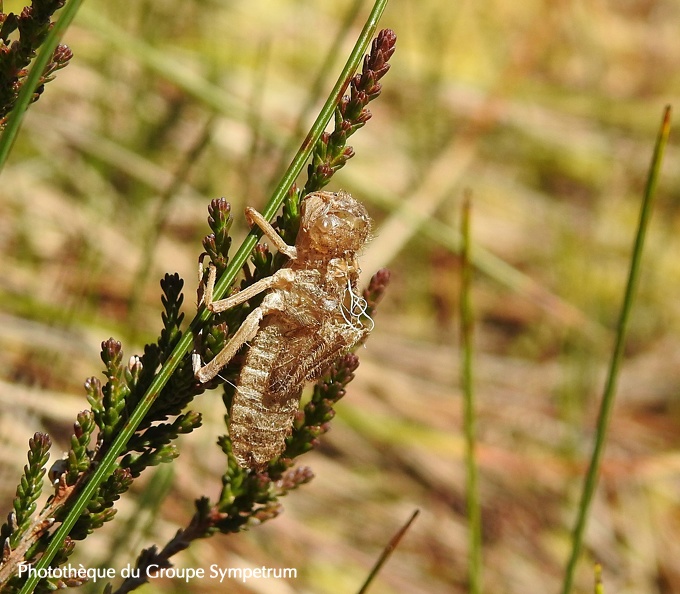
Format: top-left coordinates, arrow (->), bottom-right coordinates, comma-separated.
229,322 -> 303,470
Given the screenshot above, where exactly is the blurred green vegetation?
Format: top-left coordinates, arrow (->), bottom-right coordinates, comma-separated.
2,1 -> 680,593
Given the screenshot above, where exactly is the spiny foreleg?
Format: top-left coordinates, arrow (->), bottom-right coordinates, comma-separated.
201,263 -> 295,313
245,207 -> 297,260
194,288 -> 288,383
193,262 -> 294,382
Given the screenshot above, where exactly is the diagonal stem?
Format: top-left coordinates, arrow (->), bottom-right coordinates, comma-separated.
0,0 -> 86,172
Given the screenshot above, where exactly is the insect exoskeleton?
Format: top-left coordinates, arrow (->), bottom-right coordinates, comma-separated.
194,190 -> 373,470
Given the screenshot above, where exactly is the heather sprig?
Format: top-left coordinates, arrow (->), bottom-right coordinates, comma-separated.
1,11 -> 394,592
157,274 -> 185,363
0,279 -> 206,591
201,198 -> 234,276
194,199 -> 241,393
362,267 -> 391,317
61,468 -> 133,540
0,0 -> 72,129
304,28 -> 396,193
1,434 -> 51,552
107,460 -> 282,594
64,412 -> 97,485
97,340 -> 133,445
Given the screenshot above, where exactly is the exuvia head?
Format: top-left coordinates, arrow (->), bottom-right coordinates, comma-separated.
297,190 -> 371,257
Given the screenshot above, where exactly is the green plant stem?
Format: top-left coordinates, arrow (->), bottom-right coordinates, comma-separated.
356,509 -> 419,594
560,105 -> 671,594
460,197 -> 482,594
270,0 -> 365,184
17,2 -> 389,592
0,0 -> 85,173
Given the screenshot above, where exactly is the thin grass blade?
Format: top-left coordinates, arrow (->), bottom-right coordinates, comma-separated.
560,105 -> 672,594
356,509 -> 420,594
0,0 -> 86,172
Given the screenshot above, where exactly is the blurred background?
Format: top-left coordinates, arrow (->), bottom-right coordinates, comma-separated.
1,0 -> 680,592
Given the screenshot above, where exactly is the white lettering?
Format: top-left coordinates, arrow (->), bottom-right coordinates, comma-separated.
17,563 -> 122,583
206,564 -> 297,582
121,563 -> 139,579
146,564 -> 160,578
140,564 -> 203,582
